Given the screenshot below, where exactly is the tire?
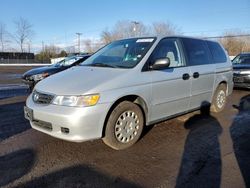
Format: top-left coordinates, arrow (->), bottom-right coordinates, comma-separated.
102,101 -> 144,150
211,84 -> 227,113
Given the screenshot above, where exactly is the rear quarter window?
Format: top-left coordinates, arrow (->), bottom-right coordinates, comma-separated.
182,38 -> 211,66
206,41 -> 227,63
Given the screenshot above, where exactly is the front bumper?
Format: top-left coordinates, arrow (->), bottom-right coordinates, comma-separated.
233,74 -> 250,89
25,95 -> 111,142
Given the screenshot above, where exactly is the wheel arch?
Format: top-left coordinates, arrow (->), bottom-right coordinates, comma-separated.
102,95 -> 148,137
215,80 -> 228,95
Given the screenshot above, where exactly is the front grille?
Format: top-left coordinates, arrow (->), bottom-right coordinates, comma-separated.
32,90 -> 54,104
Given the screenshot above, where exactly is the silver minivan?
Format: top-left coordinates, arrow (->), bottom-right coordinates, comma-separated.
24,36 -> 233,150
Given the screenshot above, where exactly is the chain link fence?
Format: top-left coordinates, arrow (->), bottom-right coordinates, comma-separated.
0,52 -> 50,64
0,58 -> 50,64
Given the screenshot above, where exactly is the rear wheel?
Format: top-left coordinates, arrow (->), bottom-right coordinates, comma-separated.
102,101 -> 144,150
211,84 -> 227,113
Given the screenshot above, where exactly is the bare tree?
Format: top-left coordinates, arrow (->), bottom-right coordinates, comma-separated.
14,17 -> 34,52
100,20 -> 181,45
152,21 -> 181,36
83,39 -> 104,53
219,31 -> 250,55
101,30 -> 113,44
242,36 -> 250,52
36,44 -> 61,61
65,45 -> 76,54
100,20 -> 149,45
83,39 -> 92,53
45,45 -> 61,56
0,22 -> 11,52
112,20 -> 148,39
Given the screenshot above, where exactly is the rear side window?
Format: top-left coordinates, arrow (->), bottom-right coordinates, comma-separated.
207,41 -> 227,63
182,38 -> 210,66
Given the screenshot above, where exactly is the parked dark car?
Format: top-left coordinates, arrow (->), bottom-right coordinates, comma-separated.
22,54 -> 91,90
232,53 -> 250,89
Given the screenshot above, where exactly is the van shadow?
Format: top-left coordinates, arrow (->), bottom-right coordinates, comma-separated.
16,165 -> 141,188
0,101 -> 30,141
176,103 -> 222,188
230,94 -> 250,188
0,149 -> 35,187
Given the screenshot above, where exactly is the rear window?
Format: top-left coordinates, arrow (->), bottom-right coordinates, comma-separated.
182,38 -> 210,66
207,41 -> 227,63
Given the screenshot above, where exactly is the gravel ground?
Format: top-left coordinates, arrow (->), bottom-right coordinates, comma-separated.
0,66 -> 250,188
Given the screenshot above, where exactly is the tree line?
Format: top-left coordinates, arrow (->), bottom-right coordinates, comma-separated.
83,20 -> 181,53
83,20 -> 250,56
218,31 -> 250,56
1,18 -> 250,60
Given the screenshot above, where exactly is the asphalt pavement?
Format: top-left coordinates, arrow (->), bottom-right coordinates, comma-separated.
0,90 -> 249,188
0,67 -> 249,188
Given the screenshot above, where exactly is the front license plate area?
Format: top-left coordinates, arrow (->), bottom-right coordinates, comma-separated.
234,77 -> 244,83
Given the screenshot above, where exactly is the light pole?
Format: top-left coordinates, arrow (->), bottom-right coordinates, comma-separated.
132,21 -> 139,36
76,32 -> 82,53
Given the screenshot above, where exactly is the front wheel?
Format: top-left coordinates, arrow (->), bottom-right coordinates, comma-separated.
102,101 -> 144,150
211,84 -> 227,113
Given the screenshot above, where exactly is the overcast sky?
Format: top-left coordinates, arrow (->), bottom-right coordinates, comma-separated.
0,0 -> 250,50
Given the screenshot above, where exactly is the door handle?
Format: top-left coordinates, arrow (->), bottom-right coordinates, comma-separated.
182,73 -> 190,80
193,72 -> 199,78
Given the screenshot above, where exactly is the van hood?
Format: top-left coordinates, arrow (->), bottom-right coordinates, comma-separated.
35,66 -> 131,95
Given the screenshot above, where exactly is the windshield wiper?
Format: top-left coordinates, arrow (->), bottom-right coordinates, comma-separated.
90,63 -> 116,68
115,65 -> 132,69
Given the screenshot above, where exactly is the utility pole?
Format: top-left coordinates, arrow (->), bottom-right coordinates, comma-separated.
28,43 -> 30,53
76,32 -> 82,53
132,21 -> 140,36
42,41 -> 44,52
42,41 -> 44,63
27,40 -> 31,53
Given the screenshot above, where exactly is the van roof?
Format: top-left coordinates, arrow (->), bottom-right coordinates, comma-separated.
119,35 -> 220,42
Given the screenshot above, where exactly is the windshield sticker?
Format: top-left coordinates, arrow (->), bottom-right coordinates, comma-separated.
136,38 -> 154,43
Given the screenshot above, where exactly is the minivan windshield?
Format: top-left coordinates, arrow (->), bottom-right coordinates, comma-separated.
81,38 -> 156,68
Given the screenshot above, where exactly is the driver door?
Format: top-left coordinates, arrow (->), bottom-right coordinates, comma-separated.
149,38 -> 191,122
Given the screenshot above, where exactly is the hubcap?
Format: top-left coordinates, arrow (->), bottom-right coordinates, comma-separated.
115,111 -> 140,143
216,90 -> 226,109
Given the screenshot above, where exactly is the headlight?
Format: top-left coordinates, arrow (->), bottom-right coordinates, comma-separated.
240,70 -> 250,74
31,73 -> 49,81
52,94 -> 100,107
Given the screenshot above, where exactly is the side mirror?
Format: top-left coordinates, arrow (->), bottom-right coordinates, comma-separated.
151,57 -> 170,70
